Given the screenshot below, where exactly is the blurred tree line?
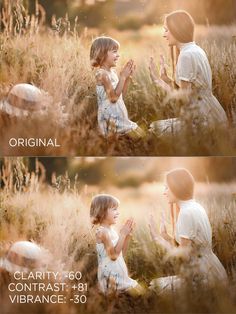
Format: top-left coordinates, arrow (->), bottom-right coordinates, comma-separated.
5,0 -> 116,29
24,157 -> 236,186
1,0 -> 235,31
147,0 -> 236,25
1,158 -> 236,190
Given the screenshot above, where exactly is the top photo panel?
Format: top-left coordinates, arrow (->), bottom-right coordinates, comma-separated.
0,0 -> 235,156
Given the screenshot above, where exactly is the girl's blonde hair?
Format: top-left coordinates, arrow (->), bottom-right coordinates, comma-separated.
90,194 -> 120,225
90,36 -> 120,67
166,168 -> 195,201
164,10 -> 195,80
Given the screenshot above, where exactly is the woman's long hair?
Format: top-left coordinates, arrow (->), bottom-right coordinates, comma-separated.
165,10 -> 195,80
170,46 -> 180,86
166,168 -> 195,238
170,203 -> 180,238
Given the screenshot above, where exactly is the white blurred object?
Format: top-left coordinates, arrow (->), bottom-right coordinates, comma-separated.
149,275 -> 183,293
0,83 -> 49,117
149,118 -> 182,135
0,241 -> 50,273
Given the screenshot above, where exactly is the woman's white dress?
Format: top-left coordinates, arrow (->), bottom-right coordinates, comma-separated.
96,69 -> 138,136
150,199 -> 227,291
96,226 -> 138,294
150,42 -> 227,133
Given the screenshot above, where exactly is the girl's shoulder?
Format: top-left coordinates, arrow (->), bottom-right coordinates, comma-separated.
95,68 -> 107,77
95,68 -> 117,78
95,68 -> 112,85
95,226 -> 109,243
95,68 -> 115,78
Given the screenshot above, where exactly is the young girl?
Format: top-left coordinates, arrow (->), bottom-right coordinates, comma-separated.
149,10 -> 228,132
90,194 -> 143,295
90,36 -> 144,138
148,168 -> 228,291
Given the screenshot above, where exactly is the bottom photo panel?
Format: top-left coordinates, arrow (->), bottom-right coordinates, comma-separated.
0,157 -> 236,314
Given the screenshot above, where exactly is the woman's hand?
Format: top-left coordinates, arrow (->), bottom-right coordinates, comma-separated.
120,218 -> 134,237
120,60 -> 134,79
160,220 -> 169,240
148,214 -> 158,240
159,54 -> 172,84
149,55 -> 173,91
159,210 -> 169,240
149,211 -> 169,242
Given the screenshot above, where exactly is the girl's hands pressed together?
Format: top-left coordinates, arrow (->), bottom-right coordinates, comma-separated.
120,60 -> 134,79
120,218 -> 135,237
122,60 -> 136,95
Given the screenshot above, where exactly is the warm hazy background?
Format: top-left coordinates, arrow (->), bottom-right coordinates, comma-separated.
1,157 -> 236,187
2,0 -> 235,30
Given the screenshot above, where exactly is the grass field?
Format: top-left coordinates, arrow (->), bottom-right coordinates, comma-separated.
0,160 -> 236,313
0,17 -> 236,155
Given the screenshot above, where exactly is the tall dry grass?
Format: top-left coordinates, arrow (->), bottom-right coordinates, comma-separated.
0,3 -> 235,156
0,158 -> 236,313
